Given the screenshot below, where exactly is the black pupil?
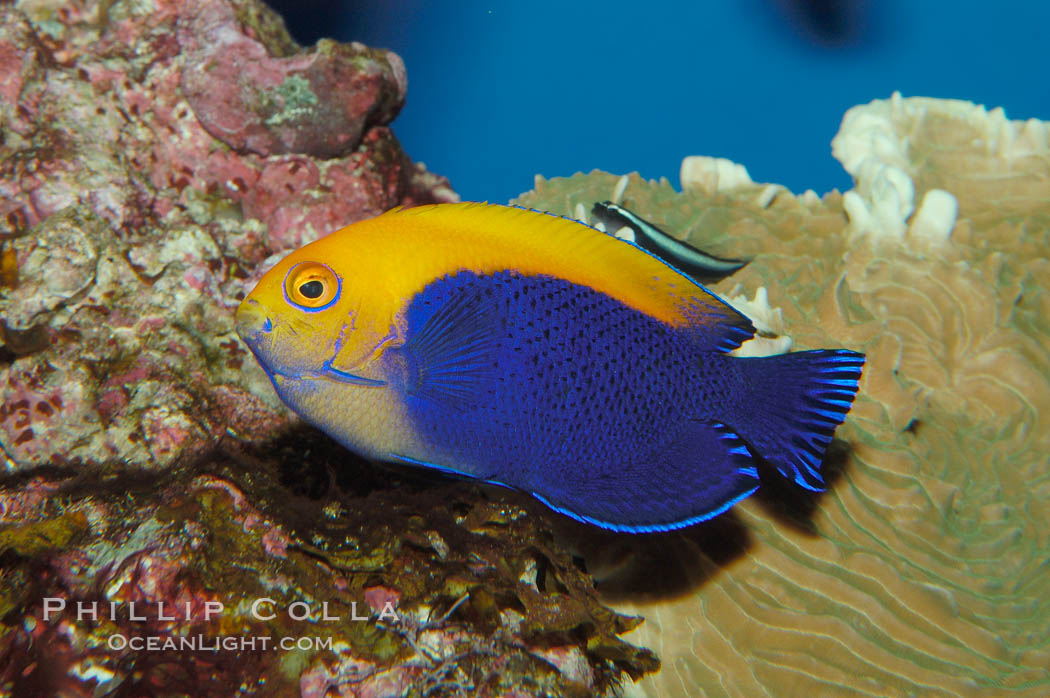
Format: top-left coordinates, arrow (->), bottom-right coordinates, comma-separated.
299,280 -> 324,299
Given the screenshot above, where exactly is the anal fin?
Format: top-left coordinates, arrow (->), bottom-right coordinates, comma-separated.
532,419 -> 760,533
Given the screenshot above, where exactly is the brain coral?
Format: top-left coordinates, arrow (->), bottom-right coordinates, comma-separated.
514,94 -> 1050,697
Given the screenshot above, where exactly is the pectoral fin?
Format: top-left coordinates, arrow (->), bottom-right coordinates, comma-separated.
395,279 -> 500,409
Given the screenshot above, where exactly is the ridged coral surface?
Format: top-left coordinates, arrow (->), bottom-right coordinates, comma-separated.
515,96 -> 1050,697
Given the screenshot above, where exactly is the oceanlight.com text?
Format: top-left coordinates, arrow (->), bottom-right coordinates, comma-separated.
106,634 -> 334,652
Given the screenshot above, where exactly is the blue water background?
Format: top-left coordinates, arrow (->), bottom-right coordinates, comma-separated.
269,0 -> 1050,203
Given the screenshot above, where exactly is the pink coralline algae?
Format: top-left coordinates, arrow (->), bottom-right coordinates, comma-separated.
178,0 -> 407,159
0,0 -> 456,472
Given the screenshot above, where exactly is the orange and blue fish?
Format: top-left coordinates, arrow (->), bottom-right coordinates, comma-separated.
235,203 -> 864,533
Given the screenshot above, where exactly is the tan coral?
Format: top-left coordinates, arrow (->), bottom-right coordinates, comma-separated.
514,94 -> 1050,697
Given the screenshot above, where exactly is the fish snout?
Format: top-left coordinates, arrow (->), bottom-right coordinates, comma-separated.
235,298 -> 272,342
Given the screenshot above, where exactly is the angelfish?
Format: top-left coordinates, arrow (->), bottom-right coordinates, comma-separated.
236,203 -> 864,533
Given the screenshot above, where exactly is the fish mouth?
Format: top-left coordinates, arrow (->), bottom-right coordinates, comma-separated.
235,299 -> 271,342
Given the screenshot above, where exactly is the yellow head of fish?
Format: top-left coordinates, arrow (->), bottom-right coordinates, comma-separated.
235,216 -> 421,459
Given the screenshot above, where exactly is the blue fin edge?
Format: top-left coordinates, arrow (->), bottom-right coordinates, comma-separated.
533,485 -> 759,534
388,452 -> 510,488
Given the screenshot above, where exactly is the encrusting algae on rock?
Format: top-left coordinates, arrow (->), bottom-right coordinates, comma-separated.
0,0 -> 455,473
516,94 -> 1050,697
0,438 -> 658,695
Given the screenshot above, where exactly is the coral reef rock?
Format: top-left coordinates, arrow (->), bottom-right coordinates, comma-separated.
515,94 -> 1050,697
0,440 -> 656,696
0,0 -> 456,472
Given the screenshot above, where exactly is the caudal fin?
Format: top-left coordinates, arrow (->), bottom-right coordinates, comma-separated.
728,349 -> 865,491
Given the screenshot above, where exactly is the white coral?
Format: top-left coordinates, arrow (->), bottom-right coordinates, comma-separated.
723,285 -> 792,358
828,92 -> 1050,247
680,155 -> 755,193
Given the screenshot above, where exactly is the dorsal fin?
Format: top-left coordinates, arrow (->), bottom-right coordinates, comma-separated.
302,202 -> 756,352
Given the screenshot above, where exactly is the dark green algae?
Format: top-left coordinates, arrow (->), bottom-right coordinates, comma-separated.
0,426 -> 659,696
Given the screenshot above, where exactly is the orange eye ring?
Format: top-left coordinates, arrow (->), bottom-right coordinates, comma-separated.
283,262 -> 340,312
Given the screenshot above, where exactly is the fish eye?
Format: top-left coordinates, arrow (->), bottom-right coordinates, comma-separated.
283,262 -> 340,311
